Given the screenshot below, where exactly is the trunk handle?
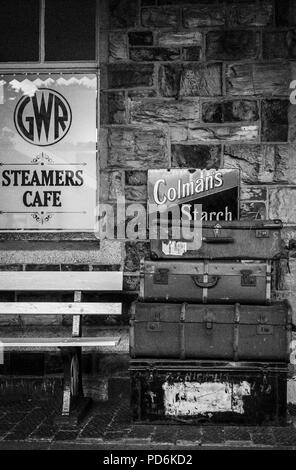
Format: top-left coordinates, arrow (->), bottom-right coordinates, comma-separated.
192,275 -> 220,288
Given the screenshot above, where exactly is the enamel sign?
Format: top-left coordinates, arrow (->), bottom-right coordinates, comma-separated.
148,168 -> 240,222
0,74 -> 97,231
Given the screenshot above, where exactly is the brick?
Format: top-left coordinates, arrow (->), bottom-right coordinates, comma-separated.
128,31 -> 153,46
188,125 -> 259,142
141,7 -> 179,28
109,33 -> 128,61
240,202 -> 267,220
226,63 -> 291,96
263,31 -> 296,59
108,64 -> 154,89
157,31 -> 202,47
125,171 -> 147,186
183,47 -> 201,61
101,92 -> 126,125
129,98 -> 200,124
202,100 -> 259,123
226,0 -> 273,27
269,187 -> 296,223
224,144 -> 296,183
206,31 -> 259,60
129,47 -> 180,62
261,100 -> 289,142
275,0 -> 296,26
172,144 -> 221,169
107,126 -> 169,169
183,5 -> 225,28
110,0 -> 138,28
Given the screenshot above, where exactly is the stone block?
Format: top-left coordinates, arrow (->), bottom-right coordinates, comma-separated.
183,47 -> 201,61
170,125 -> 188,142
261,100 -> 289,142
141,7 -> 179,28
157,31 -> 202,47
206,31 -> 259,60
100,171 -> 124,201
202,100 -> 259,123
129,98 -> 200,123
129,47 -> 180,62
125,241 -> 150,272
101,92 -> 126,125
226,1 -> 273,27
188,125 -> 259,142
275,0 -> 296,26
226,63 -> 291,96
110,0 -> 138,28
128,31 -> 153,46
125,171 -> 147,186
240,186 -> 267,201
224,144 -> 296,183
171,144 -> 221,169
109,33 -> 128,61
269,187 -> 296,223
125,185 -> 147,201
183,5 -> 225,28
108,64 -> 154,89
240,202 -> 267,220
180,64 -> 222,97
107,126 -> 169,169
263,31 -> 296,59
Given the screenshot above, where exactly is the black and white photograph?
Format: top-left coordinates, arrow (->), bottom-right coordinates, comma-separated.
0,0 -> 295,462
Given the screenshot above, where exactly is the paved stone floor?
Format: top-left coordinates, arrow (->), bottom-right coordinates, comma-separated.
0,380 -> 296,450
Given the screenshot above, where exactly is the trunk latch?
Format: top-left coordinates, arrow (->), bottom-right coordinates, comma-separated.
241,270 -> 256,286
153,268 -> 169,285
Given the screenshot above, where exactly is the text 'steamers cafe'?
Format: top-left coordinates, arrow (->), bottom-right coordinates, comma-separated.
0,75 -> 96,231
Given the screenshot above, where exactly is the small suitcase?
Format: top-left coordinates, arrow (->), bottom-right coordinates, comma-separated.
130,359 -> 288,425
140,260 -> 271,304
150,220 -> 283,260
130,301 -> 292,361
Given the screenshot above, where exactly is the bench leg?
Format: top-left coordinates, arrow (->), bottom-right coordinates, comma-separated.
55,347 -> 91,427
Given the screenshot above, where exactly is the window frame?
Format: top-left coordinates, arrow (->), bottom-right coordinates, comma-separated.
0,0 -> 100,70
0,0 -> 101,235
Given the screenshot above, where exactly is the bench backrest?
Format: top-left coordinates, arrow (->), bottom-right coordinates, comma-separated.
0,271 -> 123,291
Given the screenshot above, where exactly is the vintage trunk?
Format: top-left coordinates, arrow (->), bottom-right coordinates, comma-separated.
150,220 -> 283,260
140,260 -> 271,304
130,301 -> 292,361
130,360 -> 288,425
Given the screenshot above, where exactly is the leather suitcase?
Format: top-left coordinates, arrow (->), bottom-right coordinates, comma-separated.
140,260 -> 271,304
130,301 -> 292,361
130,360 -> 288,425
150,220 -> 283,260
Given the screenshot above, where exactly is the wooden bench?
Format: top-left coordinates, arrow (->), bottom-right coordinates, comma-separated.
0,270 -> 123,424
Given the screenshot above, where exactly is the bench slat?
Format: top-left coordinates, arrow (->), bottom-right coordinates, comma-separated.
0,337 -> 121,347
0,302 -> 122,315
0,271 -> 123,291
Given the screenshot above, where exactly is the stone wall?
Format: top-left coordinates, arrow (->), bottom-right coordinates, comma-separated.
99,0 -> 296,318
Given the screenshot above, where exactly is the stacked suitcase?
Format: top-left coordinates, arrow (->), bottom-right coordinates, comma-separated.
129,220 -> 292,425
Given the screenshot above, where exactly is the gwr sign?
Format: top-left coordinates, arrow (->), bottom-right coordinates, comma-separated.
0,74 -> 96,231
14,88 -> 72,146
